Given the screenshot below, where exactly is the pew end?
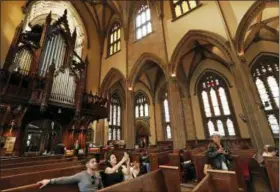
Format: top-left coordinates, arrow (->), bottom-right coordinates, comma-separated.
192,169 -> 245,192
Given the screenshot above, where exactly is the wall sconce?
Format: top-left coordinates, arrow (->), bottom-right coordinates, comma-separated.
239,113 -> 247,123
171,73 -> 176,77
128,87 -> 133,91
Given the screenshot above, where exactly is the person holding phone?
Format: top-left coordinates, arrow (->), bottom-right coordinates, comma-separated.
103,152 -> 130,187
206,131 -> 232,171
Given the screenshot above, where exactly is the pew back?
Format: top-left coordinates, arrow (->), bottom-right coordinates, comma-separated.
0,155 -> 65,165
264,157 -> 279,192
1,161 -> 83,177
193,170 -> 243,192
0,157 -> 75,169
0,165 -> 84,190
99,165 -> 180,192
149,151 -> 171,171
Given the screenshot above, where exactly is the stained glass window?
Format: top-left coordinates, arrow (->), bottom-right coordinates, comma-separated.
135,92 -> 149,118
198,72 -> 237,137
163,92 -> 172,139
108,93 -> 121,140
251,56 -> 279,135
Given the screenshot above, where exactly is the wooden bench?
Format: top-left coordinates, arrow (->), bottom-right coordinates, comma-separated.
0,165 -> 84,190
264,157 -> 279,192
99,165 -> 181,192
0,157 -> 76,169
0,155 -> 65,165
193,169 -> 243,192
2,166 -> 180,192
1,161 -> 83,177
149,151 -> 171,171
2,183 -> 79,192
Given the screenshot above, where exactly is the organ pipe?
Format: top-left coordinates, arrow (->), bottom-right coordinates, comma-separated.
11,48 -> 33,75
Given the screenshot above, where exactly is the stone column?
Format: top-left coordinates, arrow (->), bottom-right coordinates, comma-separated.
167,79 -> 187,149
182,97 -> 196,140
216,1 -> 275,149
95,120 -> 104,146
125,88 -> 135,149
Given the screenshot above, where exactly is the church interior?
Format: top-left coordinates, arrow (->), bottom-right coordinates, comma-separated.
0,0 -> 279,192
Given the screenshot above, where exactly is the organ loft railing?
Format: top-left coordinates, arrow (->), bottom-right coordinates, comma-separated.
0,10 -> 109,120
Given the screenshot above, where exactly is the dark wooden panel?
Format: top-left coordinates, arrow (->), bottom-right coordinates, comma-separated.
264,157 -> 279,192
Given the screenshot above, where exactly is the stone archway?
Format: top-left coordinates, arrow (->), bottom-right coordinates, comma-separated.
135,120 -> 150,148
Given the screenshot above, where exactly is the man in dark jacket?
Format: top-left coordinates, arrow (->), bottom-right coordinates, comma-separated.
206,131 -> 232,170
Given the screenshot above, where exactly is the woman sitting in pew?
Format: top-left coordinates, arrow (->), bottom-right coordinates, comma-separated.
206,131 -> 232,171
103,152 -> 130,187
37,156 -> 103,192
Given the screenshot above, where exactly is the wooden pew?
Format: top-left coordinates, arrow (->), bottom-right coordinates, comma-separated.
2,183 -> 79,192
99,165 -> 181,192
264,157 -> 279,192
0,157 -> 76,169
192,149 -> 254,182
0,155 -> 65,165
192,174 -> 210,192
0,160 -> 106,190
193,170 -> 243,192
1,161 -> 83,177
3,166 -> 180,192
192,153 -> 207,181
149,151 -> 171,171
0,165 -> 84,190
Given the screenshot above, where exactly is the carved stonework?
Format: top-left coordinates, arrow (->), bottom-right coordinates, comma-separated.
235,1 -> 278,53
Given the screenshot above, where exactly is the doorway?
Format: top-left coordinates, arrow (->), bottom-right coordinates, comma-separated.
24,119 -> 62,153
135,121 -> 150,148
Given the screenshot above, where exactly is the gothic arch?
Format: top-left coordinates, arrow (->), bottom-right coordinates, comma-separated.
235,1 -> 279,54
128,52 -> 168,88
170,30 -> 234,76
100,67 -> 126,97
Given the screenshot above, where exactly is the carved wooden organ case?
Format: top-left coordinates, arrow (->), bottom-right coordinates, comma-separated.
1,10 -> 108,130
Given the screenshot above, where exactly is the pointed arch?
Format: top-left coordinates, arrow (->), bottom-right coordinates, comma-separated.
128,52 -> 168,88
170,30 -> 234,76
235,1 -> 279,54
100,67 -> 126,97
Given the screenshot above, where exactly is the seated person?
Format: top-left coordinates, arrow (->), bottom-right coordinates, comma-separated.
123,161 -> 140,180
262,145 -> 278,157
179,150 -> 196,182
140,150 -> 151,173
37,156 -> 103,192
206,131 -> 232,171
104,152 -> 130,187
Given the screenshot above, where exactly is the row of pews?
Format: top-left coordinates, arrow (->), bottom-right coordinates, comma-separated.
0,147 -> 278,192
0,149 -> 180,192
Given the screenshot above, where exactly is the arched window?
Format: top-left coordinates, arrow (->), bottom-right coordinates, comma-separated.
135,92 -> 149,118
171,0 -> 200,18
135,4 -> 152,40
198,72 -> 238,137
251,56 -> 279,135
108,93 -> 122,140
108,23 -> 121,56
162,92 -> 172,139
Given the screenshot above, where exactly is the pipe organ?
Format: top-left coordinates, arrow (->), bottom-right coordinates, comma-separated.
10,48 -> 33,75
